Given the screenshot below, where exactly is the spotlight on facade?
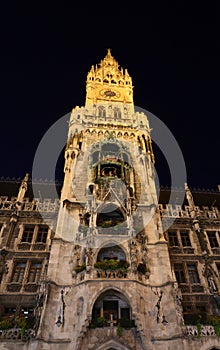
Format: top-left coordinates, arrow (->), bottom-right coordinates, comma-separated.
56,315 -> 62,327
161,315 -> 168,326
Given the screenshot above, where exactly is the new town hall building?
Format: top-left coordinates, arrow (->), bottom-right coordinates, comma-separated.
0,50 -> 220,350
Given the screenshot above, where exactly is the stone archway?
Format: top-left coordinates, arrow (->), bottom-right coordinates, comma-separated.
91,288 -> 132,325
96,339 -> 131,350
199,343 -> 220,350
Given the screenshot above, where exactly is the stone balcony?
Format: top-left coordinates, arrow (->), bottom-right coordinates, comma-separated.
0,328 -> 35,341
184,324 -> 217,336
74,267 -> 150,284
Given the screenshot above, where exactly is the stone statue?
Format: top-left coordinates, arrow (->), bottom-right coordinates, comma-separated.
70,245 -> 81,273
85,247 -> 94,266
130,240 -> 139,271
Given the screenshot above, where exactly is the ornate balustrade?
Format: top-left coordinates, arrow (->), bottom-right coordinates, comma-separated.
95,269 -> 128,279
158,204 -> 219,220
0,328 -> 35,341
184,324 -> 216,336
0,196 -> 59,212
74,268 -> 149,284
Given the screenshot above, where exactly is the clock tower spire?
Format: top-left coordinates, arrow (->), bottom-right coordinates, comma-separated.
85,49 -> 133,106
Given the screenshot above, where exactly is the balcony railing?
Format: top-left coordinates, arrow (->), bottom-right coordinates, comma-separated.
96,269 -> 128,279
184,324 -> 217,336
0,328 -> 36,341
74,267 -> 150,284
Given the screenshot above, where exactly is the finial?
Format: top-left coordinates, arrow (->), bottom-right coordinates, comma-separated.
185,182 -> 195,210
16,173 -> 29,204
184,183 -> 189,190
107,48 -> 112,57
24,173 -> 29,182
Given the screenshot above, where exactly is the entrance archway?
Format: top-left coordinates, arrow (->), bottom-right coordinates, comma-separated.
91,289 -> 132,326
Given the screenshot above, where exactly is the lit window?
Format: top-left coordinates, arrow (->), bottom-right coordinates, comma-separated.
21,307 -> 34,316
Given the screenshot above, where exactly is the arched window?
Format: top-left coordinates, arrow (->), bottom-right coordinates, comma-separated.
113,107 -> 121,119
92,151 -> 99,164
77,297 -> 84,315
97,244 -> 126,262
98,106 -> 106,118
91,289 -> 132,325
97,204 -> 125,228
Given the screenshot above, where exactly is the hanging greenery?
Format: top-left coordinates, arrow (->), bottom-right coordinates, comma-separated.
94,259 -> 129,271
74,263 -> 86,273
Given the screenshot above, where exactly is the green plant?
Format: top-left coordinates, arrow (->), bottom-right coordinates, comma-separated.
206,315 -> 220,336
0,318 -> 13,330
74,263 -> 86,273
117,322 -> 122,337
15,316 -> 27,336
196,321 -> 202,337
21,326 -> 26,337
118,318 -> 135,328
94,259 -> 129,271
98,221 -> 111,228
214,324 -> 220,337
97,317 -> 105,327
80,225 -> 88,233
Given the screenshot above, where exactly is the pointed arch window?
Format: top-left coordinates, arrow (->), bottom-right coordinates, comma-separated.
98,106 -> 106,118
113,107 -> 121,119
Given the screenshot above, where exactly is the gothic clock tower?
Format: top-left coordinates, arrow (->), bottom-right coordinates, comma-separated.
36,50 -> 184,350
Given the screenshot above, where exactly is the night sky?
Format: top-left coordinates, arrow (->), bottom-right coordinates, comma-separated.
0,4 -> 219,190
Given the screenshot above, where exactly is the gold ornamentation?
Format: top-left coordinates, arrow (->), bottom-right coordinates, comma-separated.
85,49 -> 133,105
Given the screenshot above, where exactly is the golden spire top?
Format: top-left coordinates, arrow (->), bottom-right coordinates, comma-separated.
106,48 -> 113,58
85,49 -> 133,106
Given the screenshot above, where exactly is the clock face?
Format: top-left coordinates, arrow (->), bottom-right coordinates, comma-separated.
104,90 -> 116,97
100,89 -> 120,98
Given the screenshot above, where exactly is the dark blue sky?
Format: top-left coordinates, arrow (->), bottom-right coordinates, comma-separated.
0,4 -> 219,190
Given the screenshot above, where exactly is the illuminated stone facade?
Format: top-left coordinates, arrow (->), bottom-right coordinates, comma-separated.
0,51 -> 220,350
